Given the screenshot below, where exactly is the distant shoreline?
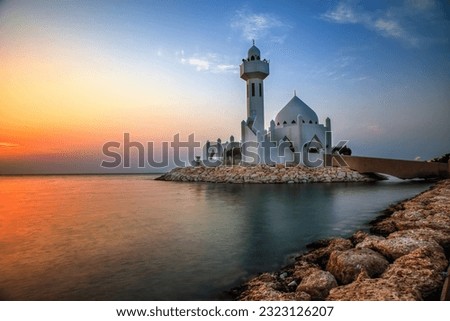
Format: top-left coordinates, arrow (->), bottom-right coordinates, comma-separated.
232,179 -> 450,301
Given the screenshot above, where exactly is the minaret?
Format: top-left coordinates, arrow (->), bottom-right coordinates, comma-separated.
240,41 -> 269,134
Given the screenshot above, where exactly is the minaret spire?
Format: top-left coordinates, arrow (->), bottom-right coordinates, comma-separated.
252,39 -> 255,46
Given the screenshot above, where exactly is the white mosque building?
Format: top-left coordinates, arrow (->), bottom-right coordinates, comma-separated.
205,43 -> 332,166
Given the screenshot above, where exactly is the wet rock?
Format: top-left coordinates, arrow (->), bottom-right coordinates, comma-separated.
326,248 -> 389,285
297,270 -> 338,300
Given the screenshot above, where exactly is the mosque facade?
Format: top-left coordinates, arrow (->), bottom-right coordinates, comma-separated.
205,43 -> 332,166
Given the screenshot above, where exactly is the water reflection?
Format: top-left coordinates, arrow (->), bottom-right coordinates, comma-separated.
0,176 -> 430,300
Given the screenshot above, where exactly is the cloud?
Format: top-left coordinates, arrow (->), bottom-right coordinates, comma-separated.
309,54 -> 363,81
176,50 -> 238,74
321,1 -> 442,46
231,9 -> 290,42
0,142 -> 19,148
374,18 -> 404,38
321,2 -> 364,24
187,58 -> 210,71
407,0 -> 437,11
216,64 -> 237,73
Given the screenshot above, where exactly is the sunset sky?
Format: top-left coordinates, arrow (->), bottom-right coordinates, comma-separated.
1,0 -> 449,174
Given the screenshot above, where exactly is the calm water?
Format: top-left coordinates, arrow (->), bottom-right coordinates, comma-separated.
0,175 -> 431,300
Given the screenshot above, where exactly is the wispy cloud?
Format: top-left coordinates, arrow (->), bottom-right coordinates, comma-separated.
0,142 -> 19,148
187,58 -> 210,71
321,0 -> 445,47
216,64 -> 237,73
309,54 -> 367,82
176,50 -> 238,74
407,0 -> 437,11
231,8 -> 290,43
322,2 -> 363,24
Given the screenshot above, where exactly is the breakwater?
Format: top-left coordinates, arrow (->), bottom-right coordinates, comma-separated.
233,179 -> 450,300
156,164 -> 375,183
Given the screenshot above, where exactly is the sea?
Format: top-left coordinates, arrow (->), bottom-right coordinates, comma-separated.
0,174 -> 431,300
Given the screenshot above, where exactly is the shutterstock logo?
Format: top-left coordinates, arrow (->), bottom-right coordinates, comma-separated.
101,133 -> 349,168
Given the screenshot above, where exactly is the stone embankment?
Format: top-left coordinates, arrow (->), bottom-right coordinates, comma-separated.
233,179 -> 450,300
156,164 -> 375,184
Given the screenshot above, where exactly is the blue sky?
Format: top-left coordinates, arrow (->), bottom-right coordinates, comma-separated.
0,0 -> 449,173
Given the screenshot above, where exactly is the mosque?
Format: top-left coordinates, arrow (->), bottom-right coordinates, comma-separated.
204,42 -> 332,166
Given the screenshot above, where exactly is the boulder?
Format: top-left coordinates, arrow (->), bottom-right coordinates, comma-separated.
302,238 -> 353,268
370,219 -> 397,236
327,272 -> 421,301
297,270 -> 338,300
238,272 -> 311,301
326,248 -> 389,284
381,243 -> 447,299
387,228 -> 450,250
292,260 -> 322,280
393,212 -> 450,232
355,235 -> 385,250
350,230 -> 369,245
356,235 -> 438,260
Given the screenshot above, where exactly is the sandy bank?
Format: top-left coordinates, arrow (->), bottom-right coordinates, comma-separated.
232,179 -> 450,301
156,164 -> 376,184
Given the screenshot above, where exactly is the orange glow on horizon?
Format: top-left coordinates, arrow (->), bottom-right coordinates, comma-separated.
0,45 -> 230,161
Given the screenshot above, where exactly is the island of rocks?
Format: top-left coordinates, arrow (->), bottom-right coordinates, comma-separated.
231,179 -> 450,300
156,164 -> 376,184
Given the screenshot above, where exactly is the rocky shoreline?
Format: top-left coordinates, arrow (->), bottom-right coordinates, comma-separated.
230,179 -> 450,300
156,164 -> 376,184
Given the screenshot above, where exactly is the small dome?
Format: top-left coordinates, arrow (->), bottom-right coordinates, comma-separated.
275,94 -> 319,125
248,45 -> 260,60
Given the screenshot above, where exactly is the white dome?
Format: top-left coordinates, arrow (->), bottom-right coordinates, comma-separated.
248,45 -> 261,60
275,95 -> 319,125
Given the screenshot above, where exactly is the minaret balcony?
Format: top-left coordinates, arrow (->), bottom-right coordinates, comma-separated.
240,60 -> 269,80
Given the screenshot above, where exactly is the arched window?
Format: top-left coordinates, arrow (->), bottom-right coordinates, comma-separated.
309,120 -> 312,124
277,122 -> 280,126
315,121 -> 318,124
283,121 -> 287,125
251,56 -> 255,61
251,83 -> 255,96
291,120 -> 296,124
302,120 -> 305,123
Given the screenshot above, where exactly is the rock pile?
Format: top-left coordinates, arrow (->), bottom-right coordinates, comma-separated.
235,179 -> 450,301
156,164 -> 374,184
